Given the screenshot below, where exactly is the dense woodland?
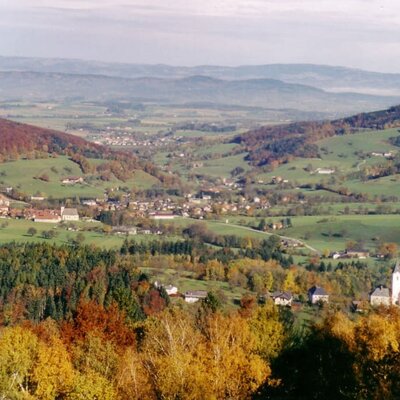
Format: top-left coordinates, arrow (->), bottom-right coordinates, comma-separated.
0,241 -> 398,399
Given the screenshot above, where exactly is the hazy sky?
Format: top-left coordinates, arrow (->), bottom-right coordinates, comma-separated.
1,0 -> 400,72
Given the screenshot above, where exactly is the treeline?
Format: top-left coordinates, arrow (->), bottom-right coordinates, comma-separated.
233,105 -> 400,166
0,242 -> 168,324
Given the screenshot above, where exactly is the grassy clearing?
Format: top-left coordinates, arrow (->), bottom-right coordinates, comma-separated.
193,154 -> 250,178
141,267 -> 248,305
0,156 -> 158,199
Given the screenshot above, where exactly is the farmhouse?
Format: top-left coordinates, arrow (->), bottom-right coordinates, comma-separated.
184,290 -> 208,303
61,176 -> 84,185
345,249 -> 369,259
30,196 -> 46,201
315,168 -> 335,174
271,291 -> 293,306
164,285 -> 178,296
33,210 -> 61,223
370,285 -> 390,306
112,226 -> 137,235
149,211 -> 176,220
61,207 -> 79,222
308,286 -> 329,304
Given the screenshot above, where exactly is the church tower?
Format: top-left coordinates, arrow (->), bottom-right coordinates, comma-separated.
392,260 -> 400,305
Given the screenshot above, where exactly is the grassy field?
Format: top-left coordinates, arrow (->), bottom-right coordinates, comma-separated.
192,154 -> 250,178
0,218 -> 180,249
0,156 -> 158,199
282,214 -> 400,252
252,128 -> 400,196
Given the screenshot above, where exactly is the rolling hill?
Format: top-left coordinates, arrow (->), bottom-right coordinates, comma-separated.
0,118 -> 172,197
0,117 -> 103,159
233,105 -> 400,166
1,56 -> 400,95
0,71 -> 398,116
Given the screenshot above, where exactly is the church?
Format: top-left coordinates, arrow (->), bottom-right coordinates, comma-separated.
392,260 -> 400,306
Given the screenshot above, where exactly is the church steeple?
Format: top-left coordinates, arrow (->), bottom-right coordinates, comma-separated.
392,260 -> 400,305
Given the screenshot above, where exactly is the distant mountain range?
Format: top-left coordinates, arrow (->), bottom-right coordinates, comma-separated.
0,70 -> 399,117
1,56 -> 400,96
1,56 -> 400,118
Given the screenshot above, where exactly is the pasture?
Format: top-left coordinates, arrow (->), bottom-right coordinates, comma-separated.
0,156 -> 158,199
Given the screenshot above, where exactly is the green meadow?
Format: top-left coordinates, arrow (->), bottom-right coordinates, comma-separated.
0,156 -> 158,199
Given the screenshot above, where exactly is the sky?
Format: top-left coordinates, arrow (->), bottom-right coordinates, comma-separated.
1,0 -> 400,72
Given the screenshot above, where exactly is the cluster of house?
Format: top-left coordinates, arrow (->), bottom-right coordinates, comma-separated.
370,151 -> 394,159
330,249 -> 370,260
16,207 -> 80,223
88,130 -> 179,148
61,176 -> 84,185
272,264 -> 400,310
269,285 -> 329,307
154,282 -> 208,303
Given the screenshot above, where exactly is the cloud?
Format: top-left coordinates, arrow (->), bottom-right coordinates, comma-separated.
0,0 -> 400,71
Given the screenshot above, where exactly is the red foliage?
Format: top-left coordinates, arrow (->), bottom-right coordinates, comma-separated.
60,300 -> 136,348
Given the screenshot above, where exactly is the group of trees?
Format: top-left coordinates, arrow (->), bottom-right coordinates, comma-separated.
0,301 -> 287,400
265,308 -> 400,399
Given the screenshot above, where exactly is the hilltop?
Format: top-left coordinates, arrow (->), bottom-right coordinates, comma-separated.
233,105 -> 400,166
0,117 -> 104,160
0,118 -> 175,198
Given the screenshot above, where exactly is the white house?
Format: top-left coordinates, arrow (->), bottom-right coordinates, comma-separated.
308,286 -> 329,304
392,261 -> 400,305
149,212 -> 175,220
164,285 -> 178,296
61,207 -> 80,222
315,168 -> 335,175
370,285 -> 391,306
62,176 -> 84,185
112,226 -> 137,235
271,291 -> 293,306
184,290 -> 208,303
